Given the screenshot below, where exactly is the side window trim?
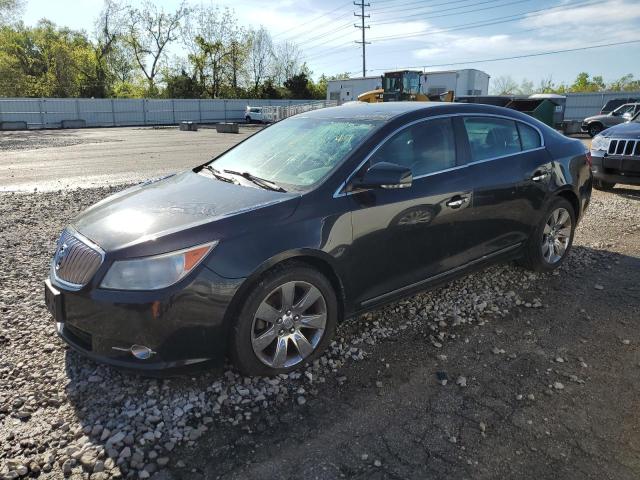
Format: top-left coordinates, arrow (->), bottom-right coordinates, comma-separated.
335,113 -> 545,197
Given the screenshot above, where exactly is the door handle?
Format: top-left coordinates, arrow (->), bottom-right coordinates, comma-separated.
531,172 -> 549,182
446,196 -> 468,208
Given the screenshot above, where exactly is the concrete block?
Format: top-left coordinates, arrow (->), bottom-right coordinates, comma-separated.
179,121 -> 198,131
215,122 -> 239,134
1,121 -> 27,130
61,119 -> 86,129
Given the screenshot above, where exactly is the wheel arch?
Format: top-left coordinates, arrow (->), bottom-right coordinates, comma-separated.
222,249 -> 348,339
555,188 -> 580,221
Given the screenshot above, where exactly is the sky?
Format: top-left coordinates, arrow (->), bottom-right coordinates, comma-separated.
21,0 -> 640,88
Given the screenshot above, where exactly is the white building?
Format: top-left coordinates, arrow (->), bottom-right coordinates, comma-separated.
326,69 -> 490,103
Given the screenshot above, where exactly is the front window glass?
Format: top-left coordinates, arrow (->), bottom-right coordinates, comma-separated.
369,118 -> 456,176
463,117 -> 521,161
613,104 -> 633,116
209,117 -> 380,188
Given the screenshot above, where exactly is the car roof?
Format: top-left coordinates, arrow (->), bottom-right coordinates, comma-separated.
296,101 -> 538,123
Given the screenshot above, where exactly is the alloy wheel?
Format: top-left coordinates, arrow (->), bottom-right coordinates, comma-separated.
541,207 -> 572,264
251,281 -> 327,369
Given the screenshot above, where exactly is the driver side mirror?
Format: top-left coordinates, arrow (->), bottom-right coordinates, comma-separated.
351,162 -> 412,190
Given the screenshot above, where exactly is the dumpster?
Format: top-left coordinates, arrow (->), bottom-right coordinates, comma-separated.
528,93 -> 566,128
505,98 -> 556,127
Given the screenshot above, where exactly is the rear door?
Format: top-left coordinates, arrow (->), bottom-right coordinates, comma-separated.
345,116 -> 475,306
457,115 -> 551,263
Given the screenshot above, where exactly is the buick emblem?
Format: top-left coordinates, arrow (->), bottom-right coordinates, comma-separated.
55,243 -> 68,270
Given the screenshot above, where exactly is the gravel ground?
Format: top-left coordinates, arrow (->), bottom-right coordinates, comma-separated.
0,184 -> 638,480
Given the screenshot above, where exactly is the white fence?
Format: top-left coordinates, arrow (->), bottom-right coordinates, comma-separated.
261,100 -> 338,123
0,98 -> 330,129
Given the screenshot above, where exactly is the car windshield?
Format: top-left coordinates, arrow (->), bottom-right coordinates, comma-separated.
209,116 -> 381,189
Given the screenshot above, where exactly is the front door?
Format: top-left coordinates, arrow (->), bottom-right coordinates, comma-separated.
344,117 -> 474,306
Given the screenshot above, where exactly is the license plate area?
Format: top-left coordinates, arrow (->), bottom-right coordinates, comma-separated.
44,279 -> 64,322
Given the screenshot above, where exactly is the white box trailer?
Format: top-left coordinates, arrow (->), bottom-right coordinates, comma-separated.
421,69 -> 490,97
326,76 -> 382,104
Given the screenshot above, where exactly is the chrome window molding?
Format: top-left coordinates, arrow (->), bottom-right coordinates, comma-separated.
50,227 -> 106,291
333,112 -> 546,198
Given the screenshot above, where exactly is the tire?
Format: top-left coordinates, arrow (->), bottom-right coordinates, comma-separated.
593,179 -> 615,191
245,116 -> 251,124
588,123 -> 603,137
518,197 -> 576,272
230,262 -> 338,376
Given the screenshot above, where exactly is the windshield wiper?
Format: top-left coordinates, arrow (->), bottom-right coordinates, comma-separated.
223,169 -> 287,192
201,165 -> 240,185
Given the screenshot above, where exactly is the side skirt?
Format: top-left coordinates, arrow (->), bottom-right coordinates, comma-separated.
355,243 -> 523,313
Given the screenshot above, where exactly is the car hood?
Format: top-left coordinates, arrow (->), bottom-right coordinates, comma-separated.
72,170 -> 300,252
601,121 -> 640,139
584,114 -> 611,123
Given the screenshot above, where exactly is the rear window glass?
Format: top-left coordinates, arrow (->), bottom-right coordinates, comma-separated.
517,123 -> 541,150
463,117 -> 520,162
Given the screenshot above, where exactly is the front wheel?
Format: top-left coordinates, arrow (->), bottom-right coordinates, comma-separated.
518,197 -> 575,272
245,116 -> 251,124
588,123 -> 603,137
230,263 -> 338,376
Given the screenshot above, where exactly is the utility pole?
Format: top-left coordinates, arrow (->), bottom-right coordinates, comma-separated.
354,1 -> 370,78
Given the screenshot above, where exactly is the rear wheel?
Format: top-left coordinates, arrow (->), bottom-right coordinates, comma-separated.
593,179 -> 615,191
588,123 -> 603,137
518,197 -> 575,272
230,263 -> 338,376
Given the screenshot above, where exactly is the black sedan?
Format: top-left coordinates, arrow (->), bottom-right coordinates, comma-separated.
44,102 -> 592,376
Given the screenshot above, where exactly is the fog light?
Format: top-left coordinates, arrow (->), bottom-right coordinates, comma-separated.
112,344 -> 156,360
131,345 -> 155,360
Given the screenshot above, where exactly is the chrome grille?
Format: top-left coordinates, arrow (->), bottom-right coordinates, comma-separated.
608,138 -> 640,156
52,230 -> 103,288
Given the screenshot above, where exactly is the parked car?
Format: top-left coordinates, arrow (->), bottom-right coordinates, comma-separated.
600,97 -> 639,115
581,103 -> 640,137
245,106 -> 266,123
44,103 -> 591,376
589,111 -> 640,190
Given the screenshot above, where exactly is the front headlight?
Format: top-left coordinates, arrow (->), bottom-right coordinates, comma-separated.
100,241 -> 218,290
591,134 -> 610,152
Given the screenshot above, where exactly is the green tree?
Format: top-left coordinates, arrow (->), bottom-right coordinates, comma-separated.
164,69 -> 203,98
570,72 -> 605,92
0,21 -> 99,97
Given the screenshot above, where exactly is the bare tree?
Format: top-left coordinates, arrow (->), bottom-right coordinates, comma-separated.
271,41 -> 302,86
181,6 -> 243,97
124,0 -> 189,92
491,75 -> 519,95
90,0 -> 126,96
536,75 -> 555,93
247,27 -> 273,93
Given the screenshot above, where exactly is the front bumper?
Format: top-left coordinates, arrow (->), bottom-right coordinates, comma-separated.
591,152 -> 640,186
45,266 -> 244,371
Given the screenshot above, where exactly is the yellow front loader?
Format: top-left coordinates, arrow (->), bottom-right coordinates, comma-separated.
357,70 -> 454,103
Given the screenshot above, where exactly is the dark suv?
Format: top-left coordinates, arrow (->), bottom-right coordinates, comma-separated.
590,111 -> 640,190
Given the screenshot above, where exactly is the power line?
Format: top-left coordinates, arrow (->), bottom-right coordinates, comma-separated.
272,2 -> 352,39
369,0 -> 532,26
304,0 -> 595,63
354,1 -> 371,77
357,39 -> 640,73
